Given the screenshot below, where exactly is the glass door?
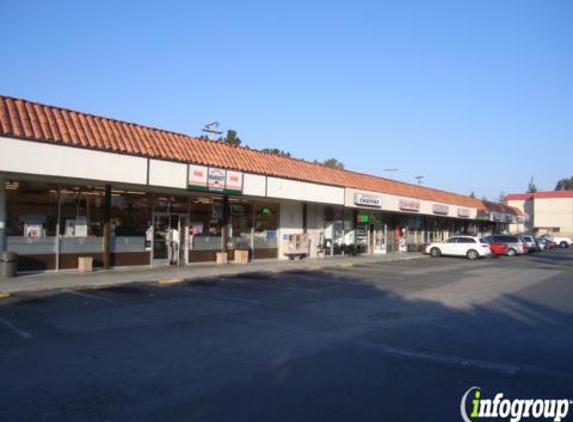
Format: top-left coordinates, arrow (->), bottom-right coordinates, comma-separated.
153,213 -> 171,266
153,213 -> 187,266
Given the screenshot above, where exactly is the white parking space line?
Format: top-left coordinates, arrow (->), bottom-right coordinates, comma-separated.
64,290 -> 119,305
170,286 -> 262,305
0,318 -> 32,340
359,341 -> 519,375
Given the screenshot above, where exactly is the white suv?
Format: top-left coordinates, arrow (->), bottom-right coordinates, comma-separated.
539,234 -> 572,249
426,236 -> 492,260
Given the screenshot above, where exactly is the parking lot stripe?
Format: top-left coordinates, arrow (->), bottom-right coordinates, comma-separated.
222,277 -> 323,293
65,289 -> 119,305
0,318 -> 32,340
359,342 -> 519,375
170,286 -> 262,305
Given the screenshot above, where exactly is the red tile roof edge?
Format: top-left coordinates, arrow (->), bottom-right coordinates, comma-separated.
0,94 -> 518,215
507,191 -> 573,200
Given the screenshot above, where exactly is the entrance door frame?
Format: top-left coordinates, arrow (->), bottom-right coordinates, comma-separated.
151,211 -> 189,267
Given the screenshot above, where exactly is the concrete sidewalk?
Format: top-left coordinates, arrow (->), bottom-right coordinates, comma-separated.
0,253 -> 426,296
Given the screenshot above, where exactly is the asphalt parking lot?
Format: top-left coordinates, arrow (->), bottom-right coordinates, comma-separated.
1,249 -> 572,422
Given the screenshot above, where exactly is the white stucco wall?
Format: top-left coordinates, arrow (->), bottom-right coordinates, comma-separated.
243,173 -> 266,197
534,198 -> 573,234
277,200 -> 304,259
0,136 -> 148,185
267,177 -> 344,205
148,159 -> 187,189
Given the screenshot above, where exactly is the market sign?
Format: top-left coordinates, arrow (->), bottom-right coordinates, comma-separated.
354,193 -> 382,208
399,199 -> 420,212
432,204 -> 449,215
188,165 -> 244,194
457,207 -> 470,218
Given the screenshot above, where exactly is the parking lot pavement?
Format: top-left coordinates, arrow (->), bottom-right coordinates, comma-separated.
0,249 -> 572,422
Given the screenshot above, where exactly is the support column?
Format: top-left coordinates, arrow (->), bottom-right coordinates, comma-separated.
302,203 -> 308,234
103,184 -> 112,269
221,195 -> 229,253
0,177 -> 6,252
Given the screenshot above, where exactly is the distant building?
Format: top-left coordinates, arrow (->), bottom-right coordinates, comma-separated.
506,191 -> 573,236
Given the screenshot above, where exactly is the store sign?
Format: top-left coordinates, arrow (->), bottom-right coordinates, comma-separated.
225,170 -> 244,194
493,213 -> 502,222
354,193 -> 382,208
505,214 -> 514,223
517,216 -> 524,223
188,165 -> 244,194
399,199 -> 420,212
432,204 -> 450,215
188,164 -> 208,188
457,207 -> 470,218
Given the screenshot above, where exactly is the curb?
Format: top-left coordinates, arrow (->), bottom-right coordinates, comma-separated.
157,277 -> 186,285
0,254 -> 428,296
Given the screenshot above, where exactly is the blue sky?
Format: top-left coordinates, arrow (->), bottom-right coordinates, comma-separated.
1,0 -> 571,199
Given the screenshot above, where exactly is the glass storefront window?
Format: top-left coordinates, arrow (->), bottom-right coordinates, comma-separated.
229,200 -> 252,249
188,197 -> 221,251
59,187 -> 105,237
254,203 -> 278,249
5,181 -> 59,255
111,190 -> 151,253
59,186 -> 105,254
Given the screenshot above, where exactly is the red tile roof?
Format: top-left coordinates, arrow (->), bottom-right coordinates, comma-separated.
507,191 -> 573,201
0,95 -> 519,214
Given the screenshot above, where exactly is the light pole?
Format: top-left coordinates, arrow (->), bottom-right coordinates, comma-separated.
384,168 -> 398,179
415,175 -> 424,186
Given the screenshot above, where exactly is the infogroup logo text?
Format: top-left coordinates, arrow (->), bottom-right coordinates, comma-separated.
460,387 -> 571,422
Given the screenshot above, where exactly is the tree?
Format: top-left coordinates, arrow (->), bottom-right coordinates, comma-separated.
262,148 -> 291,158
555,176 -> 573,191
497,191 -> 506,204
469,191 -> 476,198
322,158 -> 345,169
220,129 -> 242,146
527,176 -> 538,193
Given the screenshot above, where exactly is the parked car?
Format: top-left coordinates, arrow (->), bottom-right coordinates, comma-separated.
521,235 -> 537,253
481,235 -> 526,256
537,237 -> 555,250
487,242 -> 509,257
538,234 -> 572,249
426,236 -> 491,260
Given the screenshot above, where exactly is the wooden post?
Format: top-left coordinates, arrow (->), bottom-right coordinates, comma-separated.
0,177 -> 6,252
221,195 -> 229,253
103,184 -> 112,269
302,203 -> 308,234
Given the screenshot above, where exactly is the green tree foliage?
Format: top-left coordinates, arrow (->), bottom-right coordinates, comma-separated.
555,176 -> 573,191
527,176 -> 538,193
220,129 -> 242,146
262,148 -> 291,157
322,158 -> 345,169
469,191 -> 476,198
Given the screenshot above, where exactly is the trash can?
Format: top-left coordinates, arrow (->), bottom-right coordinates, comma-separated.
0,252 -> 18,278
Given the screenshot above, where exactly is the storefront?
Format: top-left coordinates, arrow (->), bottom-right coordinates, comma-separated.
2,177 -> 279,272
0,95 -> 522,273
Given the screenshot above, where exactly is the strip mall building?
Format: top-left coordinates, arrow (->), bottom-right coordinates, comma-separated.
507,191 -> 573,236
0,96 -> 521,272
